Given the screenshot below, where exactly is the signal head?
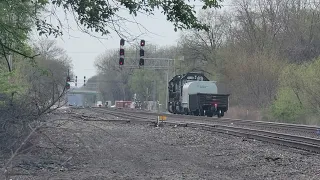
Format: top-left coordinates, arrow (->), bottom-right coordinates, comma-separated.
120,38 -> 125,46
119,57 -> 124,65
67,76 -> 70,82
120,49 -> 124,56
140,40 -> 145,47
139,58 -> 144,66
66,82 -> 70,89
139,49 -> 144,57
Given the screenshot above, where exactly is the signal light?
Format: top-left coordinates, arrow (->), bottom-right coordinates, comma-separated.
140,40 -> 145,46
84,76 -> 86,86
66,83 -> 70,89
139,58 -> 144,66
139,40 -> 145,66
119,57 -> 124,65
120,49 -> 124,56
66,76 -> 70,82
120,38 -> 125,46
140,49 -> 144,56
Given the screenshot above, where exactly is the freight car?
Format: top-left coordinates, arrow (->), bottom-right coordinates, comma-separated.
115,101 -> 132,109
168,72 -> 230,118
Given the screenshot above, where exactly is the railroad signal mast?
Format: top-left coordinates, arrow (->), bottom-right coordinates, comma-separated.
66,76 -> 71,90
66,69 -> 71,89
119,38 -> 125,66
139,40 -> 145,67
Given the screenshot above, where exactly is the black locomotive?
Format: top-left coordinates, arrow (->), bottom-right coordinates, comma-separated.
168,72 -> 230,118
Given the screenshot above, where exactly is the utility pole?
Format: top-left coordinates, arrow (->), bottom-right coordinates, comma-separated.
152,80 -> 156,111
52,72 -> 54,103
146,88 -> 149,101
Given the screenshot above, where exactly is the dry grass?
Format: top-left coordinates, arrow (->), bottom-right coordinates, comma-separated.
224,106 -> 263,120
225,106 -> 320,126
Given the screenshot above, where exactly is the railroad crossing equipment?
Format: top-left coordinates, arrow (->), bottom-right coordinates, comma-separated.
156,115 -> 167,127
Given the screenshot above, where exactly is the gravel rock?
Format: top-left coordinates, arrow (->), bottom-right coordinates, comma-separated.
92,108 -> 320,139
3,108 -> 320,180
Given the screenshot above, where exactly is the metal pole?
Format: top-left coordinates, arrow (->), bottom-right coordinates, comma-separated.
166,59 -> 169,111
152,80 -> 156,111
146,88 -> 148,101
52,79 -> 54,102
174,58 -> 175,76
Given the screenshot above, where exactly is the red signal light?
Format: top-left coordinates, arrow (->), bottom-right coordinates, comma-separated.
119,57 -> 124,65
140,40 -> 145,47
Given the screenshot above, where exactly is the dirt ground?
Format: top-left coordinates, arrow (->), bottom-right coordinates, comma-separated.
1,108 -> 320,180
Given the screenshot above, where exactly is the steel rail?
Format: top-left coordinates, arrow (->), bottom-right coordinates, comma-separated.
97,107 -> 320,134
89,108 -> 320,154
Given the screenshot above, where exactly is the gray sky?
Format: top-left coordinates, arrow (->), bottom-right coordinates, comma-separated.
31,0 -> 233,84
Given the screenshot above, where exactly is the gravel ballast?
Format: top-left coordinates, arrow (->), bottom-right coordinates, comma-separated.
91,108 -> 320,139
2,108 -> 320,180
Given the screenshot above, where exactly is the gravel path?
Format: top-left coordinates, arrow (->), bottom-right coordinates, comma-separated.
2,108 -> 320,180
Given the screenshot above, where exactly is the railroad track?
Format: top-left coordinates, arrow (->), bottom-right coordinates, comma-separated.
93,107 -> 320,135
86,107 -> 320,154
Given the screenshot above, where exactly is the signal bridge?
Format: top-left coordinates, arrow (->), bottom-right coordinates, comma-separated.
117,57 -> 176,70
117,38 -> 184,110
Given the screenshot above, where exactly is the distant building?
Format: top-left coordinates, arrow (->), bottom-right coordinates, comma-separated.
65,88 -> 101,107
67,93 -> 84,107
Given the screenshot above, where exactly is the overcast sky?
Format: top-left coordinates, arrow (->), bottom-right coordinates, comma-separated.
31,0 -> 233,84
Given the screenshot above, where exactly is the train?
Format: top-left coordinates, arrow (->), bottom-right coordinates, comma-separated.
168,72 -> 230,118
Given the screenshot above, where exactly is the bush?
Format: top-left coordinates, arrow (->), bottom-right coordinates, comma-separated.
270,87 -> 306,123
269,57 -> 320,124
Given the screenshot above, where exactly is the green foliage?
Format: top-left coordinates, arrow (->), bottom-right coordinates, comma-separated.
129,69 -> 157,101
0,0 -> 223,61
0,0 -> 43,58
270,57 -> 320,123
48,0 -> 221,36
270,87 -> 306,122
128,68 -> 168,110
0,71 -> 23,94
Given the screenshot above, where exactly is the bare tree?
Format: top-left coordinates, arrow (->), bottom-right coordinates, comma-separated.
0,39 -> 73,178
177,9 -> 233,80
